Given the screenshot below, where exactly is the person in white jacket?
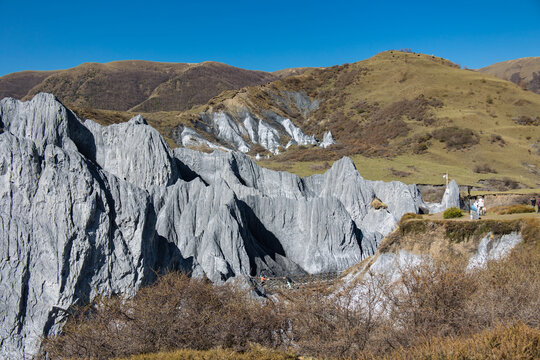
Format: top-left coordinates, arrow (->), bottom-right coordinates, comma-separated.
478,197 -> 485,215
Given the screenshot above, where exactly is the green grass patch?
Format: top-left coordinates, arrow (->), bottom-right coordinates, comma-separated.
443,207 -> 463,219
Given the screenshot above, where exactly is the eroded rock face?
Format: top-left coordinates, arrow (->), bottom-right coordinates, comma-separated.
0,93 -> 432,358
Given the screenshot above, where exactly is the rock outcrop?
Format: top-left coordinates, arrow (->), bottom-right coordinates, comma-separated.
175,90 -> 333,154
1,93 -> 435,358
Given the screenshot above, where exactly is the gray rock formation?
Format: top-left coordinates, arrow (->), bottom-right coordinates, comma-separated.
1,93 -> 433,358
319,131 -> 336,148
175,91 -> 325,154
425,179 -> 460,213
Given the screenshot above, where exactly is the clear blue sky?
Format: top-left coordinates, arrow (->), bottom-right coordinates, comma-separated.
1,0 -> 539,76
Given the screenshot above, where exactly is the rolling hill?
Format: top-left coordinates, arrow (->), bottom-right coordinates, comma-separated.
169,51 -> 540,188
479,57 -> 540,94
0,60 -> 279,112
2,51 -> 540,188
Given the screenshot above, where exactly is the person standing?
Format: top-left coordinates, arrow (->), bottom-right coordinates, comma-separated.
537,196 -> 540,213
478,197 -> 485,216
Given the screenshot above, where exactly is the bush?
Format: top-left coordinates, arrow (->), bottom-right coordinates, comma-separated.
443,207 -> 463,219
42,273 -> 285,359
382,323 -> 540,360
371,198 -> 388,209
432,126 -> 480,150
43,218 -> 540,360
513,115 -> 540,126
473,163 -> 497,174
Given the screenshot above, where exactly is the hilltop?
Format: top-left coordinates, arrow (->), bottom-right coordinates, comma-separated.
479,56 -> 540,94
0,60 -> 279,112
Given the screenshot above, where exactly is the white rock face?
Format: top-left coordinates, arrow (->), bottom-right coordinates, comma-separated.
212,112 -> 250,153
242,114 -> 281,154
319,131 -> 336,148
278,117 -> 317,145
467,232 -> 522,270
0,93 -> 430,359
425,180 -> 460,213
181,127 -> 216,148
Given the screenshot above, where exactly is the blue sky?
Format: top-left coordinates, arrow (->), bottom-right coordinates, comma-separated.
1,0 -> 539,76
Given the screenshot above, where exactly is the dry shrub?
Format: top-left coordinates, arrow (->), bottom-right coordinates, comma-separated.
477,177 -> 523,191
43,220 -> 540,360
432,126 -> 479,150
513,115 -> 540,126
380,323 -> 540,360
42,273 -> 285,359
473,163 -> 497,174
489,204 -> 535,215
120,345 -> 299,360
371,95 -> 442,124
278,275 -> 389,359
381,262 -> 478,349
371,198 -> 388,210
490,133 -> 506,146
399,213 -> 423,222
419,186 -> 445,203
309,162 -> 330,171
470,240 -> 540,330
388,167 -> 412,178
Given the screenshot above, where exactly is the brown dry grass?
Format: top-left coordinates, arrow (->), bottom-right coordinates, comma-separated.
42,218 -> 540,360
117,345 -> 299,360
489,204 -> 536,215
370,198 -> 388,209
1,60 -> 277,112
373,323 -> 540,360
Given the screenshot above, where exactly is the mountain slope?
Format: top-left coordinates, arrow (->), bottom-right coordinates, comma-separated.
478,57 -> 540,94
3,52 -> 539,188
0,60 -> 278,112
0,70 -> 60,99
165,51 -> 540,187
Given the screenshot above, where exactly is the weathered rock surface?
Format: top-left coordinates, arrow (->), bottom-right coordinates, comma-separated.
425,179 -> 460,213
175,91 -> 331,153
0,93 -> 436,358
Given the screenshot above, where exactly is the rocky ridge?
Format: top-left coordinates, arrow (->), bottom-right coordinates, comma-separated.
0,93 -> 456,358
174,90 -> 334,154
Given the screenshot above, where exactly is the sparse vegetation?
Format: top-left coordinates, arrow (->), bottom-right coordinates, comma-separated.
490,204 -> 536,215
513,115 -> 540,126
371,198 -> 388,209
42,217 -> 540,359
432,126 -> 480,150
473,163 -> 497,174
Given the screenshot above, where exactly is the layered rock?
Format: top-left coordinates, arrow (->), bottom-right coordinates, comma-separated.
0,93 -> 443,358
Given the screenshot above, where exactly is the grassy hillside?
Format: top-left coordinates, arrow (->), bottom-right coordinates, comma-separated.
0,60 -> 278,112
238,51 -> 540,187
6,51 -> 540,188
74,51 -> 540,188
479,56 -> 540,94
